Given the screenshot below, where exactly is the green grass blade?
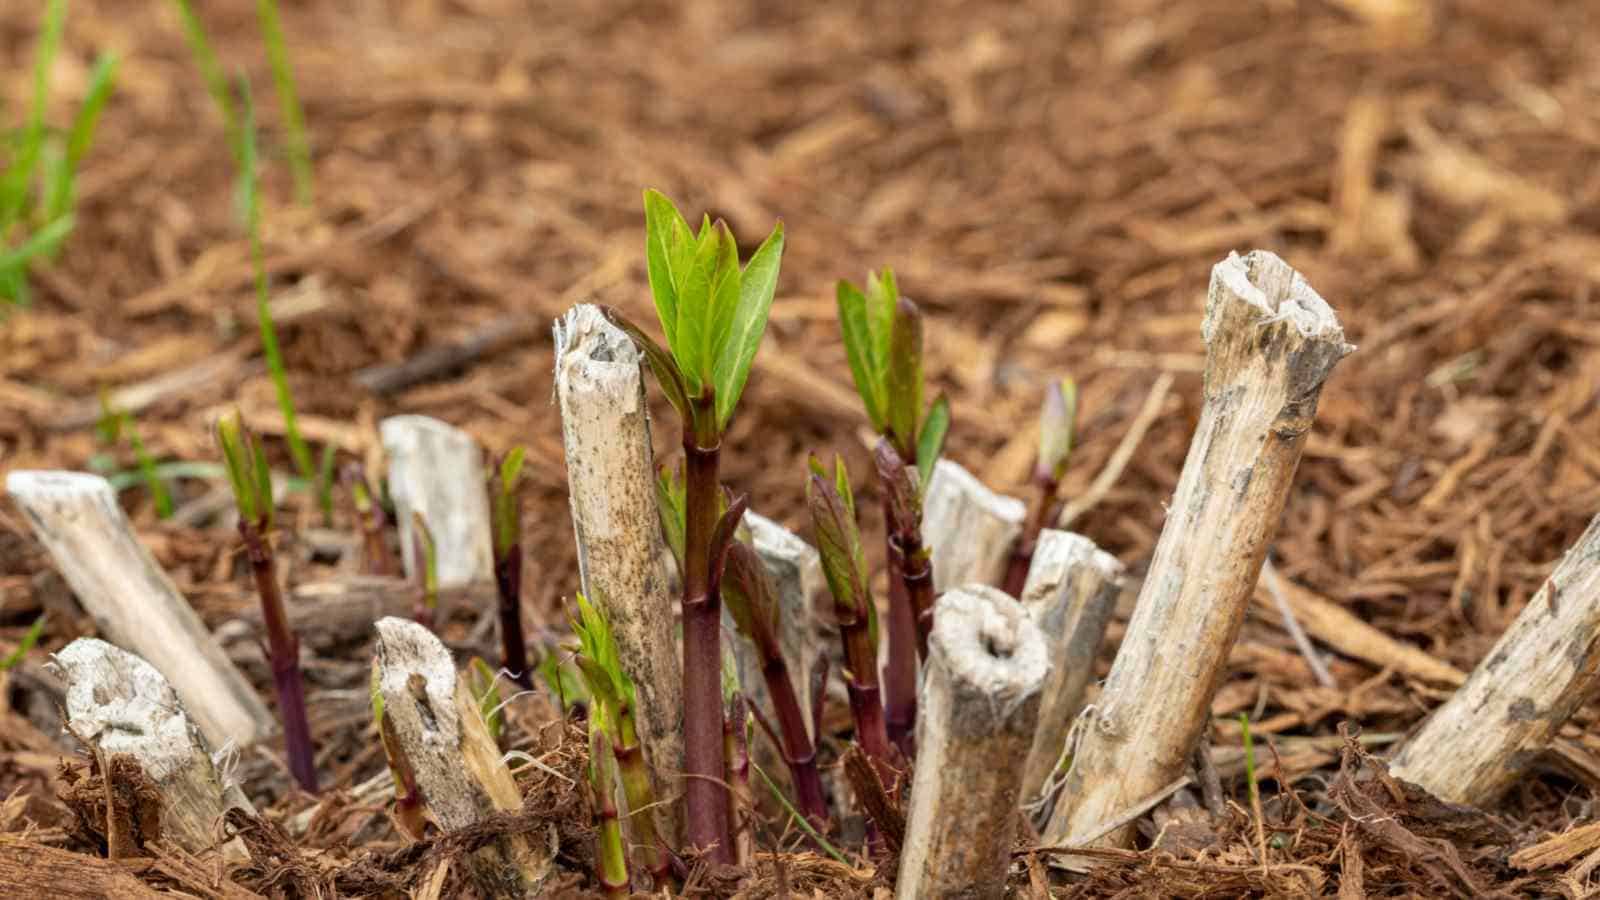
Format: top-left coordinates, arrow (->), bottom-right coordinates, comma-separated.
712,220 -> 784,429
0,614 -> 47,672
0,214 -> 74,277
0,0 -> 66,231
44,52 -> 118,225
256,0 -> 313,205
165,0 -> 237,155
751,759 -> 848,865
126,423 -> 174,518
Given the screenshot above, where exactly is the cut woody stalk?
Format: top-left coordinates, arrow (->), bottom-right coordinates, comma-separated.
603,188 -> 785,862
717,519 -> 829,831
488,447 -> 532,689
217,411 -> 318,793
837,270 -> 950,749
1043,250 -> 1351,853
807,453 -> 896,782
570,593 -> 671,886
1002,378 -> 1078,597
1388,511 -> 1600,805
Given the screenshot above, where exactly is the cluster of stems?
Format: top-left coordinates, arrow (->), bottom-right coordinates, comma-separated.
216,411 -> 318,793
571,592 -> 671,887
588,722 -> 631,896
836,270 -> 948,753
488,448 -> 532,688
1002,378 -> 1077,597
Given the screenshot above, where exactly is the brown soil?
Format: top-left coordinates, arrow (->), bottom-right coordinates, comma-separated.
4,0 -> 1600,896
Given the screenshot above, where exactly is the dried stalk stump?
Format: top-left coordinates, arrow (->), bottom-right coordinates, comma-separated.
1043,250 -> 1352,852
1389,513 -> 1600,805
553,304 -> 684,836
922,459 -> 1026,593
898,584 -> 1047,900
5,471 -> 274,750
1018,530 -> 1124,808
52,638 -> 254,860
373,617 -> 551,895
379,415 -> 495,588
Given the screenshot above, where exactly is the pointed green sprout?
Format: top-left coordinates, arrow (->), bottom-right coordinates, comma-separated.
836,269 -> 951,489
805,454 -> 876,649
1,615 -> 47,672
626,189 -> 786,431
217,411 -> 274,530
491,446 -> 527,561
97,392 -> 173,519
570,592 -> 633,716
411,511 -> 438,627
1037,377 -> 1078,484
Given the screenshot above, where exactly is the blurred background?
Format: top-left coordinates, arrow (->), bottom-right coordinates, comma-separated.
3,0 -> 1600,753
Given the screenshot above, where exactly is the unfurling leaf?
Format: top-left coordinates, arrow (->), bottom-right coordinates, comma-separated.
873,438 -> 921,531
643,189 -> 690,354
1037,377 -> 1078,483
490,446 -> 527,561
805,454 -> 871,629
886,295 -> 924,459
721,541 -> 782,660
713,220 -> 785,430
836,279 -> 886,430
916,392 -> 951,494
601,305 -> 691,420
216,410 -> 271,529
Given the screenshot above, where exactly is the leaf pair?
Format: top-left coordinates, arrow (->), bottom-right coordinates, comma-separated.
836,270 -> 950,489
641,189 -> 786,431
804,454 -> 876,645
216,411 -> 274,530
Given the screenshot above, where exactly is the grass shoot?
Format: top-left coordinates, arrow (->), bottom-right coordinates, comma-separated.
96,393 -> 174,519
254,0 -> 314,205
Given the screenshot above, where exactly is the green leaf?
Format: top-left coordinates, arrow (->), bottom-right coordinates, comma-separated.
655,463 -> 686,574
713,220 -> 784,430
886,296 -> 923,458
492,446 -> 526,560
864,269 -> 895,380
46,52 -> 118,222
643,189 -> 688,353
1038,377 -> 1077,483
706,493 -> 750,601
0,614 -> 46,672
836,279 -> 885,431
673,221 -> 722,393
0,0 -> 64,228
705,221 -> 742,381
602,306 -> 691,421
916,392 -> 950,494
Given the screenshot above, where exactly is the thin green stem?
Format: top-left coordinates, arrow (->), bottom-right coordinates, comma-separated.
255,0 -> 313,205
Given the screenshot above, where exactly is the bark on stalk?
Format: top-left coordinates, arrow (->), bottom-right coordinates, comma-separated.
896,585 -> 1047,900
1018,530 -> 1123,809
379,415 -> 495,589
922,460 -> 1026,593
5,471 -> 274,750
53,638 -> 255,860
1388,512 -> 1600,804
554,305 -> 685,846
1043,250 -> 1351,852
240,519 -> 319,793
373,617 -> 552,895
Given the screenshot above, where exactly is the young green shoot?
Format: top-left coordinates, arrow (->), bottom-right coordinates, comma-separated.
836,268 -> 949,749
217,410 -> 317,793
0,615 -> 47,673
410,511 -> 439,631
236,78 -> 331,522
254,0 -> 314,205
488,447 -> 532,688
1,0 -> 117,306
371,661 -> 425,838
1003,377 -> 1078,596
96,393 -> 174,519
1241,713 -> 1267,864
341,463 -> 395,576
570,592 -> 671,883
164,0 -> 238,157
588,706 -> 631,896
604,189 -> 785,863
806,453 -> 895,781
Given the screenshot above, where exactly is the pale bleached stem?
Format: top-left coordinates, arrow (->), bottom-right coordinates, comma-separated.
1388,513 -> 1600,804
5,471 -> 274,750
379,415 -> 495,589
553,304 -> 684,840
922,460 -> 1026,593
52,638 -> 254,860
1043,250 -> 1352,852
1019,530 -> 1124,809
373,617 -> 551,895
898,585 -> 1047,900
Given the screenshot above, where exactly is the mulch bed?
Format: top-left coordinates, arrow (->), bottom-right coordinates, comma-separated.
4,0 -> 1600,895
